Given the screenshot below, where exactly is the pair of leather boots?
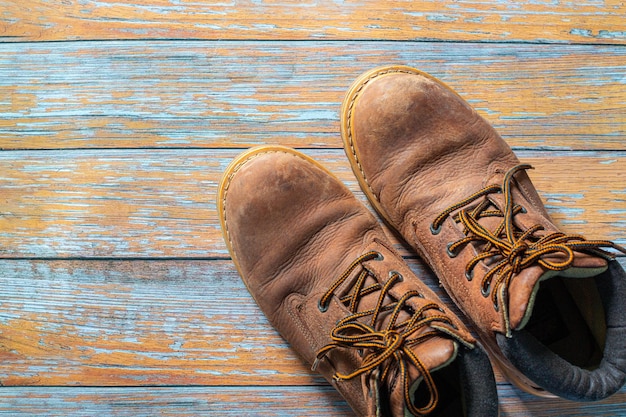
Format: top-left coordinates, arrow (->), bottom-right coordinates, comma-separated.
218,66 -> 626,416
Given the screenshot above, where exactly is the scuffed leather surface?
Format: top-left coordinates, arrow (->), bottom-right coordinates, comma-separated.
342,66 -> 624,401
345,68 -> 591,334
220,147 -> 480,416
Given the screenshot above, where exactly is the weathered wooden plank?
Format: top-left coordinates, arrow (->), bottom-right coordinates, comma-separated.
497,383 -> 626,417
2,1 -> 623,416
0,41 -> 624,150
0,149 -> 624,258
0,385 -> 624,417
0,257 -> 624,386
1,0 -> 625,44
1,258 -> 625,415
0,259 -> 317,386
0,386 -> 353,416
0,257 -> 456,387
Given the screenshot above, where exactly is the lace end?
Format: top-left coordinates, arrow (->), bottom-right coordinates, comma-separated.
311,356 -> 321,372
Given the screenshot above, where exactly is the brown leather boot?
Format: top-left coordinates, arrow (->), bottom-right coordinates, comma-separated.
341,65 -> 626,401
218,146 -> 499,416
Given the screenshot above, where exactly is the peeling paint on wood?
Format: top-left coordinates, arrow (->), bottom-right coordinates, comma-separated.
0,386 -> 353,416
0,258 -> 624,413
1,1 -> 625,44
0,385 -> 623,416
0,260 -> 317,386
0,149 -> 624,258
1,1 -> 625,415
0,41 -> 624,150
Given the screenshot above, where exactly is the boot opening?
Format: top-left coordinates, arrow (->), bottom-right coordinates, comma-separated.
524,276 -> 605,370
410,359 -> 464,417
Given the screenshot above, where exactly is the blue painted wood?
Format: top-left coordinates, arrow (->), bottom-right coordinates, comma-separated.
0,41 -> 624,150
0,385 -> 622,417
1,2 -> 625,414
0,259 -> 625,415
1,0 -> 625,44
0,149 -> 623,258
0,386 -> 353,416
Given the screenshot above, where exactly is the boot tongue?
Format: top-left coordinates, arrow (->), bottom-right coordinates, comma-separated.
340,250 -> 461,415
354,259 -> 462,374
508,252 -> 609,331
465,183 -> 610,332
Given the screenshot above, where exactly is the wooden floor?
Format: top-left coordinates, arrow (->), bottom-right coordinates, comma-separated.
1,1 -> 625,415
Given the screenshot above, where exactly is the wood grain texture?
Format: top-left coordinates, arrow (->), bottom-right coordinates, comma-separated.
1,257 -> 626,415
0,386 -> 353,416
1,149 -> 624,258
1,41 -> 625,150
2,0 -> 626,415
1,0 -> 625,44
0,260 -> 317,386
0,385 -> 624,417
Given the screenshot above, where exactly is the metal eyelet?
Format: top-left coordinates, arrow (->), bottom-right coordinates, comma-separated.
520,206 -> 527,214
446,242 -> 458,258
481,284 -> 491,298
318,300 -> 329,313
465,269 -> 474,281
389,271 -> 403,282
374,252 -> 384,261
430,223 -> 442,235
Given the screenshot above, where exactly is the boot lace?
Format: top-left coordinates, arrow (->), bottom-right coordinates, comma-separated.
313,251 -> 473,416
430,164 -> 626,334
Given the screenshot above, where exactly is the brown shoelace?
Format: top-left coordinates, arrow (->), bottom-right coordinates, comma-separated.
430,164 -> 626,335
313,251 -> 473,416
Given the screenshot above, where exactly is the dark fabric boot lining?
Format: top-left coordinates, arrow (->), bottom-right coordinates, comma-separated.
412,359 -> 462,416
400,344 -> 498,416
497,260 -> 626,401
524,276 -> 603,369
456,345 -> 499,417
